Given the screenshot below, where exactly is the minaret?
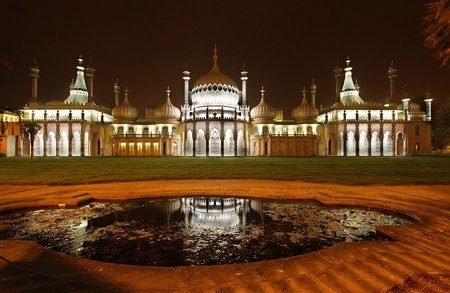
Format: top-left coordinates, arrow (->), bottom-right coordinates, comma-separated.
241,63 -> 248,106
29,59 -> 40,102
310,79 -> 317,107
85,59 -> 95,102
123,86 -> 130,102
387,60 -> 398,105
333,59 -> 343,103
401,84 -> 410,111
114,78 -> 120,107
182,62 -> 190,106
424,84 -> 433,121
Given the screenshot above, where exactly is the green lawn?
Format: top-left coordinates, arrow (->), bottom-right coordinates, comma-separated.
0,156 -> 449,186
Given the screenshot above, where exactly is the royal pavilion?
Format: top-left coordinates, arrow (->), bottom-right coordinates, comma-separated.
0,47 -> 433,157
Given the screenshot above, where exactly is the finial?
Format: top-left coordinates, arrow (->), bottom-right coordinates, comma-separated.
78,55 -> 83,65
213,44 -> 218,64
346,56 -> 351,67
115,77 -> 119,85
390,60 -> 394,67
242,62 -> 246,71
302,86 -> 307,98
261,86 -> 265,97
32,58 -> 37,67
124,86 -> 129,96
184,61 -> 189,71
166,86 -> 171,98
311,78 -> 315,85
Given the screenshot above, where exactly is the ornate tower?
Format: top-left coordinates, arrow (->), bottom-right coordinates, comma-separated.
387,60 -> 398,106
333,59 -> 343,104
310,79 -> 317,107
424,84 -> 433,121
114,78 -> 120,107
29,59 -> 40,102
240,63 -> 248,106
85,59 -> 95,102
182,62 -> 190,106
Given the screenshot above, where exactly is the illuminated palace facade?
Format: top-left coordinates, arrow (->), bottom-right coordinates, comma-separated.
3,48 -> 433,157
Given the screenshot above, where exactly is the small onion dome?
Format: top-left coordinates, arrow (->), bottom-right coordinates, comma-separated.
193,46 -> 237,88
112,87 -> 139,122
250,87 -> 276,123
291,87 -> 319,123
154,87 -> 181,124
408,101 -> 421,113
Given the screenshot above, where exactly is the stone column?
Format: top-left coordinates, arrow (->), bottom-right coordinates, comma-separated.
380,111 -> 384,156
220,121 -> 224,157
343,111 -> 347,156
56,121 -> 60,157
206,120 -> 210,156
234,121 -> 238,156
392,111 -> 396,156
43,114 -> 47,157
68,122 -> 73,157
368,122 -> 372,157
81,123 -> 85,156
192,122 -> 197,157
355,111 -> 360,156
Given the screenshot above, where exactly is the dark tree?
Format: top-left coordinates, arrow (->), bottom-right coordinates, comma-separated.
432,97 -> 450,150
422,0 -> 450,67
22,122 -> 41,159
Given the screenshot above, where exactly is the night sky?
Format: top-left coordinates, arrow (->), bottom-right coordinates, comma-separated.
0,0 -> 448,114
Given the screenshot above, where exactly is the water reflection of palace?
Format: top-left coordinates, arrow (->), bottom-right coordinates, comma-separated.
87,198 -> 264,229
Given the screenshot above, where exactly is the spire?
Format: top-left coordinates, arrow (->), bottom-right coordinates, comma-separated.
387,60 -> 398,105
29,58 -> 40,101
339,57 -> 365,105
114,78 -> 120,107
333,58 -> 343,102
65,56 -> 89,104
183,61 -> 190,76
310,79 -> 317,107
166,86 -> 171,101
213,44 -> 218,65
123,86 -> 130,103
401,84 -> 410,101
260,86 -> 265,100
425,84 -> 432,100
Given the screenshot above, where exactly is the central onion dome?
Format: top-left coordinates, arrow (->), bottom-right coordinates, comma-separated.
191,46 -> 240,108
112,87 -> 139,123
155,87 -> 181,124
250,87 -> 276,123
291,87 -> 319,123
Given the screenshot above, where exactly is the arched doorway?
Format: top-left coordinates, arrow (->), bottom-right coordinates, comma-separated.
47,131 -> 56,156
347,131 -> 356,156
186,130 -> 193,156
371,131 -> 380,156
383,131 -> 393,156
359,132 -> 368,156
237,130 -> 244,156
196,129 -> 206,156
396,133 -> 404,156
224,129 -> 234,156
209,128 -> 221,156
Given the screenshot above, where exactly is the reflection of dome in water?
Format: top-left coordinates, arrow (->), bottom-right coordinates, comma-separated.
183,198 -> 250,228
